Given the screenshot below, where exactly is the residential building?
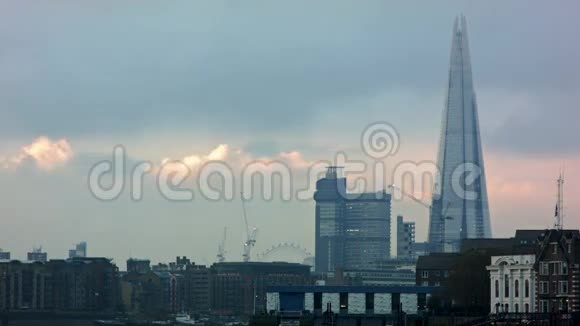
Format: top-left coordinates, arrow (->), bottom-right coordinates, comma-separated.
127,258 -> 151,274
122,271 -> 164,317
0,261 -> 51,311
487,255 -> 536,313
184,263 -> 210,312
416,253 -> 458,288
0,257 -> 119,313
428,15 -> 491,252
49,257 -> 119,312
397,215 -> 416,260
535,229 -> 580,313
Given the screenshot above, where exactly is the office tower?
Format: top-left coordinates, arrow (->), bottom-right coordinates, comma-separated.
314,167 -> 346,273
343,192 -> 391,270
68,241 -> 87,259
428,16 -> 492,252
314,167 -> 391,273
397,215 -> 416,260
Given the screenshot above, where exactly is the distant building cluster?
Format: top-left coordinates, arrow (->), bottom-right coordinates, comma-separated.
68,241 -> 87,259
120,258 -> 311,318
0,249 -> 10,260
27,247 -> 48,263
0,254 -> 312,318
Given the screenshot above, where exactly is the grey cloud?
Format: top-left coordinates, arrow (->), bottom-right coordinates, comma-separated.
1,1 -> 579,139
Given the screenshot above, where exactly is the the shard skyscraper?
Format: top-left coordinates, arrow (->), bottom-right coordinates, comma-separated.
428,16 -> 492,252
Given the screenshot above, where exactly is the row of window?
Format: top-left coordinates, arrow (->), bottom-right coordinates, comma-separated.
539,281 -> 568,294
494,279 -> 530,298
495,303 -> 530,313
421,270 -> 449,278
539,261 -> 568,275
539,299 -> 569,313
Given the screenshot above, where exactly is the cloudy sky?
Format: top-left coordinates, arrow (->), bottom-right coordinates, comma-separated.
1,1 -> 579,266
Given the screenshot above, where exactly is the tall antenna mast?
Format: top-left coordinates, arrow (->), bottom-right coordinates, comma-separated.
555,172 -> 564,230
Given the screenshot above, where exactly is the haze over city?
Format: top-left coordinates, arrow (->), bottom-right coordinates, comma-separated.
1,0 -> 579,267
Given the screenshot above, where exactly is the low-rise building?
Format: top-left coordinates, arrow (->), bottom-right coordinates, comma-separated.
416,253 -> 458,287
535,229 -> 580,313
127,258 -> 151,274
210,262 -> 311,316
0,261 -> 51,311
487,254 -> 536,313
0,257 -> 119,313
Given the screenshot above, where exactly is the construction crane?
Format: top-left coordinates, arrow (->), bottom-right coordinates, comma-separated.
241,194 -> 257,262
387,184 -> 453,220
217,227 -> 227,263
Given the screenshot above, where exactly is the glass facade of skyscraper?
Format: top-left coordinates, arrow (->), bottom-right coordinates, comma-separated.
314,168 -> 391,273
429,16 -> 492,252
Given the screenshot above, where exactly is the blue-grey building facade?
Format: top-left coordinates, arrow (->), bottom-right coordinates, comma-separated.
314,167 -> 391,273
428,16 -> 492,253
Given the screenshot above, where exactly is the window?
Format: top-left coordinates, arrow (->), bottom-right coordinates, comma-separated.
422,281 -> 429,286
435,270 -> 441,277
515,279 -> 519,297
552,262 -> 561,275
540,262 -> 549,275
525,303 -> 529,313
540,281 -> 549,294
444,270 -> 449,278
540,300 -> 549,313
553,243 -> 558,254
562,262 -> 568,275
560,281 -> 568,294
553,281 -> 558,294
525,279 -> 530,298
435,281 -> 441,287
504,278 -> 509,297
515,303 -> 519,313
422,271 -> 429,278
495,280 -> 499,298
504,304 -> 509,312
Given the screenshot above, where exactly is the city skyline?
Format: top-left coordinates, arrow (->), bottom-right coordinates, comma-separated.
0,1 -> 579,265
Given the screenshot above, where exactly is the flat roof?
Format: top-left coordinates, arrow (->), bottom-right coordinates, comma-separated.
267,285 -> 440,294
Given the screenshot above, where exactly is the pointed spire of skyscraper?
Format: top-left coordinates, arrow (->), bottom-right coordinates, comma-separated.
428,16 -> 492,253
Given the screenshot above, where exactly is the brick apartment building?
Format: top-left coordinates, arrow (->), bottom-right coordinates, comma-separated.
535,229 -> 580,313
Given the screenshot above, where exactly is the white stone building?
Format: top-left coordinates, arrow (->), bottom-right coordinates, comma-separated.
487,254 -> 536,314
